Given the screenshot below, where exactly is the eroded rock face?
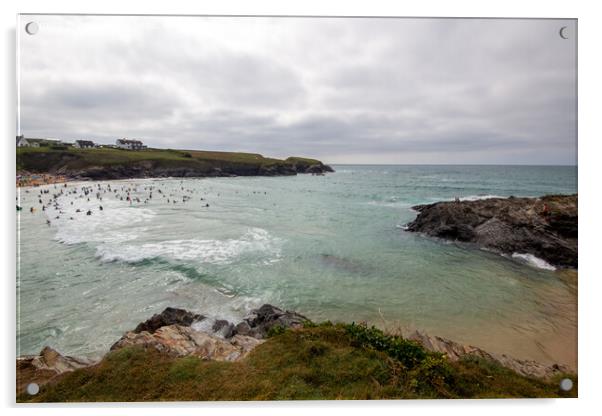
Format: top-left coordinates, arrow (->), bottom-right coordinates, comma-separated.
110,325 -> 264,361
134,307 -> 205,333
402,329 -> 570,380
406,195 -> 577,268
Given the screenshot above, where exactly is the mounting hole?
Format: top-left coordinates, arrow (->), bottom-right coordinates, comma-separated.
25,22 -> 39,35
26,382 -> 39,395
559,378 -> 573,391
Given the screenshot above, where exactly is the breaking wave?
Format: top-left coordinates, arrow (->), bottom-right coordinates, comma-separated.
459,194 -> 506,201
511,253 -> 557,271
95,228 -> 282,265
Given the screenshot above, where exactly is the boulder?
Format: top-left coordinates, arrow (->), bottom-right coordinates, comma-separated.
134,307 -> 204,333
212,319 -> 235,338
242,304 -> 309,339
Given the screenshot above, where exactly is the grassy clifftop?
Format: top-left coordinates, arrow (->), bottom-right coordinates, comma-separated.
16,147 -> 333,179
19,323 -> 575,402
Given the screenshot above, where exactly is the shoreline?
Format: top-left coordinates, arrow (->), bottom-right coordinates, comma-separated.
17,304 -> 576,400
17,173 -> 71,188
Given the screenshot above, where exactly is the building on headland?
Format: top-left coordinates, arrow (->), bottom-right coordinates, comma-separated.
116,138 -> 147,150
74,140 -> 96,149
16,136 -> 33,147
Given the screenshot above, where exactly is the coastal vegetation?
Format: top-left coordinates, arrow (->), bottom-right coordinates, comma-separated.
18,322 -> 575,402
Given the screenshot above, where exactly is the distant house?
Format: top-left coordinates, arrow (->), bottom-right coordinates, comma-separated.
74,140 -> 95,149
116,138 -> 147,150
16,136 -> 33,147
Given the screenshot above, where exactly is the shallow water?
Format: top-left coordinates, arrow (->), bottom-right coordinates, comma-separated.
17,165 -> 577,368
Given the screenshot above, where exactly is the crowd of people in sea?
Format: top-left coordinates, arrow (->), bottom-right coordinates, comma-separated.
16,178 -> 278,229
16,180 -> 225,225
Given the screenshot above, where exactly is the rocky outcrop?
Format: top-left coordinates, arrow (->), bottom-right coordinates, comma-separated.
17,304 -> 308,393
402,329 -> 570,379
405,195 -> 577,268
110,325 -> 263,361
109,304 -> 308,360
46,160 -> 332,181
284,157 -> 335,175
16,346 -> 93,394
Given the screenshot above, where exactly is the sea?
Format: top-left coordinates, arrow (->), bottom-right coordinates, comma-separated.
16,165 -> 578,368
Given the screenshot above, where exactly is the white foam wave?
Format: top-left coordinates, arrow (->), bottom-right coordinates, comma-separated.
460,194 -> 505,201
365,199 -> 412,208
95,228 -> 282,265
48,196 -> 155,245
511,253 -> 557,271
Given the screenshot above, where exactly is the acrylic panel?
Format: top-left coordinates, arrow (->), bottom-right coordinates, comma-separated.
16,14 -> 577,401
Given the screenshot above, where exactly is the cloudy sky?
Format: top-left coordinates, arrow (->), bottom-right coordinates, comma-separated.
18,15 -> 576,164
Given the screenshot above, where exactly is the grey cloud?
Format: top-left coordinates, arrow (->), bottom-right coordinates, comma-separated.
18,16 -> 576,164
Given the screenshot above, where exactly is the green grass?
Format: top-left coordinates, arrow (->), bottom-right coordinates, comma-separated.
285,156 -> 322,167
18,323 -> 576,402
16,147 -> 325,174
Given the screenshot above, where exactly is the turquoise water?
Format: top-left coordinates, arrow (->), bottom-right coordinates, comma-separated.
17,165 -> 577,368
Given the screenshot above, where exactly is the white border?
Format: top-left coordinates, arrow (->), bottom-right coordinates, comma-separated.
2,1 -> 601,415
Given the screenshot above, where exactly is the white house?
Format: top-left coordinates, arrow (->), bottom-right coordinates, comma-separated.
74,140 -> 95,149
16,136 -> 30,147
116,138 -> 146,150
16,136 -> 42,147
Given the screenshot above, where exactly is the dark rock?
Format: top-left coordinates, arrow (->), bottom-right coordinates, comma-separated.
234,321 -> 253,336
242,304 -> 309,339
406,194 -> 577,268
212,319 -> 235,338
134,307 -> 204,334
66,158 -> 332,181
